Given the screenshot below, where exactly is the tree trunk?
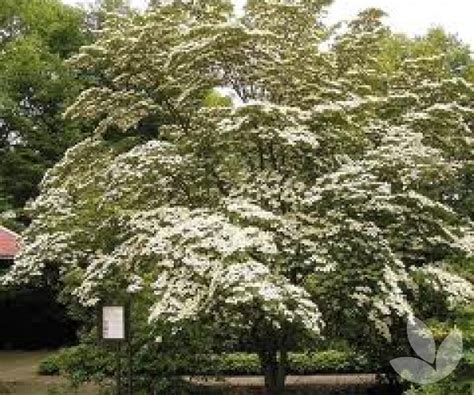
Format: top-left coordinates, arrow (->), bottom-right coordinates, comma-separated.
260,348 -> 288,395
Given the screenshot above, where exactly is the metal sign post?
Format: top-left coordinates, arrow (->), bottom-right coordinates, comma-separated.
99,303 -> 132,395
127,300 -> 133,395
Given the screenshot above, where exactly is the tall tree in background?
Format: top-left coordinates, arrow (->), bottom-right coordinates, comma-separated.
85,0 -> 132,30
0,0 -> 90,223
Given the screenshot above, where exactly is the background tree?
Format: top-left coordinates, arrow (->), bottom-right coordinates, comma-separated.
84,0 -> 132,30
0,0 -> 90,220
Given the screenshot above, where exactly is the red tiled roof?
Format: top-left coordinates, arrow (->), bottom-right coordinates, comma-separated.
0,226 -> 20,258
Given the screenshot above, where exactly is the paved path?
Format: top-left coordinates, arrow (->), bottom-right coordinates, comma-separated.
0,351 -> 97,395
184,373 -> 379,388
0,351 -> 53,383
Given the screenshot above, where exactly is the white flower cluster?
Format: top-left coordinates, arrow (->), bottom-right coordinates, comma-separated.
101,140 -> 186,205
219,261 -> 323,333
224,198 -> 278,222
417,266 -> 474,307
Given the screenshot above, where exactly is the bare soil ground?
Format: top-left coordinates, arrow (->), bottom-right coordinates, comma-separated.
0,351 -> 99,395
185,373 -> 378,388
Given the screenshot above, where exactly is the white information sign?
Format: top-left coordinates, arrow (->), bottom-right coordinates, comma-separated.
102,306 -> 125,340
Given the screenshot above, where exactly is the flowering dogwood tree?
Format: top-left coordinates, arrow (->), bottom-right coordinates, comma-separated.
3,0 -> 473,393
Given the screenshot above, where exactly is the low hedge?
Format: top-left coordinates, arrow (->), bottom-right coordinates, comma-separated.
176,351 -> 373,375
38,346 -> 375,380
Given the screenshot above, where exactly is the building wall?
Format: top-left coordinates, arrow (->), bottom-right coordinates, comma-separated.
0,226 -> 19,259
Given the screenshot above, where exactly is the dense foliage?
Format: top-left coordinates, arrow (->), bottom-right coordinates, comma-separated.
0,0 -> 91,216
3,0 -> 473,393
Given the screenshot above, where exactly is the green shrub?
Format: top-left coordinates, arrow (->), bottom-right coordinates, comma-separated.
289,350 -> 370,374
38,345 -> 115,384
213,353 -> 261,375
200,351 -> 373,375
38,355 -> 61,376
60,345 -> 116,384
404,380 -> 473,395
145,350 -> 374,376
